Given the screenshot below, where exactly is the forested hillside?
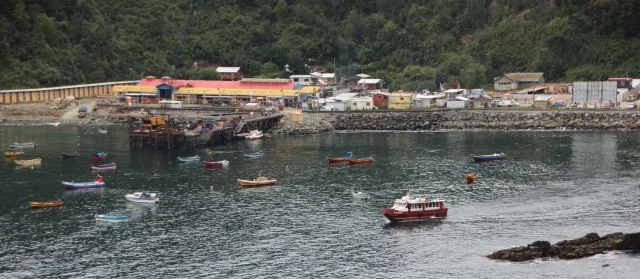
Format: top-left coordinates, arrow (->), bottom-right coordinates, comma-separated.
2,0 -> 640,90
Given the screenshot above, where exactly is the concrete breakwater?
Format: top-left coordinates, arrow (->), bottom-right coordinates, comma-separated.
272,111 -> 640,134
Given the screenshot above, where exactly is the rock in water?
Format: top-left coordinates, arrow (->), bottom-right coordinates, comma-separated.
487,232 -> 640,262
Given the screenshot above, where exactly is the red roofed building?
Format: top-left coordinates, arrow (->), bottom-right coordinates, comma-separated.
113,76 -> 318,105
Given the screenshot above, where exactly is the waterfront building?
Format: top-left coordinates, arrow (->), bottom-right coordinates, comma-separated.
388,93 -> 413,110
494,72 -> 545,92
112,76 -> 318,105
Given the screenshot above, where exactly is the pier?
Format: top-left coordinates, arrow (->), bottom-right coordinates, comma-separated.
127,110 -> 283,149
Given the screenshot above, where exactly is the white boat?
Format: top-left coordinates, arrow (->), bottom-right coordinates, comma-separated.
98,128 -> 108,134
246,130 -> 263,140
46,122 -> 61,127
125,192 -> 159,203
177,155 -> 200,162
95,214 -> 130,223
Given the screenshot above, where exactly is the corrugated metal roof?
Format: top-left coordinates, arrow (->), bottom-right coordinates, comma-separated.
215,67 -> 241,73
334,93 -> 359,100
137,78 -> 295,90
357,78 -> 382,84
321,73 -> 335,78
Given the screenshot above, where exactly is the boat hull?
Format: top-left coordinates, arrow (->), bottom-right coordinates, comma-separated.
125,196 -> 159,203
381,208 -> 448,222
348,159 -> 374,165
202,160 -> 229,168
177,155 -> 200,162
4,151 -> 24,157
327,157 -> 350,164
472,154 -> 505,162
237,179 -> 276,187
15,158 -> 42,167
30,200 -> 63,208
95,215 -> 129,223
61,152 -> 80,158
91,163 -> 117,170
9,143 -> 36,149
62,181 -> 105,190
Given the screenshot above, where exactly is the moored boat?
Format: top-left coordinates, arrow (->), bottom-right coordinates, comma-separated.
246,129 -> 264,140
98,128 -> 108,134
95,214 -> 129,223
46,122 -> 61,127
30,200 -> 63,208
381,193 -> 448,222
93,152 -> 108,163
4,150 -> 24,157
327,152 -> 353,164
9,142 -> 37,149
202,160 -> 229,168
61,152 -> 80,158
237,175 -> 276,187
347,158 -> 374,165
125,192 -> 159,203
243,151 -> 264,158
472,153 -> 505,162
91,162 -> 117,170
15,158 -> 42,167
464,173 -> 479,184
62,174 -> 105,190
177,155 -> 200,162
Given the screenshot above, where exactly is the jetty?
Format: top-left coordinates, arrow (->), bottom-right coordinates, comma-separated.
126,108 -> 283,149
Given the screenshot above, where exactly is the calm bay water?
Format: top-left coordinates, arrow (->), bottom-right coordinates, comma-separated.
1,126 -> 639,278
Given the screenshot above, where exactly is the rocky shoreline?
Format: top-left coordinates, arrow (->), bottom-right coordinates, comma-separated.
487,232 -> 640,262
268,110 -> 640,135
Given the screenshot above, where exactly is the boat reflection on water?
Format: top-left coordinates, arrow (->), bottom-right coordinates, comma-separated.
62,187 -> 105,197
382,218 -> 445,230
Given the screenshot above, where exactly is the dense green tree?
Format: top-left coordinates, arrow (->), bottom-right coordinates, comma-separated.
1,0 -> 640,90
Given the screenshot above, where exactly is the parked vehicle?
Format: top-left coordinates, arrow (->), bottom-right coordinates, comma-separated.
497,100 -> 520,107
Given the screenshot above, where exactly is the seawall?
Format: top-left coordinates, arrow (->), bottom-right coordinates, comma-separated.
272,110 -> 640,134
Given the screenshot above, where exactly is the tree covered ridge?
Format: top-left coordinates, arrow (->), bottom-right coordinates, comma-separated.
2,0 -> 640,90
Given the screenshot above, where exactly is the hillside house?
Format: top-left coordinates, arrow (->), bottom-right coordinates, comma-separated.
216,67 -> 243,81
494,73 -> 545,91
357,78 -> 384,91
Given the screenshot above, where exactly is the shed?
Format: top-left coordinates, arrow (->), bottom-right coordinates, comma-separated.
472,95 -> 492,109
388,93 -> 413,110
446,96 -> 472,109
533,96 -> 552,108
357,78 -> 384,90
216,67 -> 243,81
347,97 -> 373,111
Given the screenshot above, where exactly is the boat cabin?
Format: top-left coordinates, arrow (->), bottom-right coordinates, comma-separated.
390,196 -> 445,212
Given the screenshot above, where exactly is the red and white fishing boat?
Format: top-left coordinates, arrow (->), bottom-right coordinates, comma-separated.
381,193 -> 448,222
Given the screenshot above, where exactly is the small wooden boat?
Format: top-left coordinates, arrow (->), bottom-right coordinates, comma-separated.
472,153 -> 505,162
327,152 -> 353,164
125,192 -> 159,203
15,158 -> 42,167
464,173 -> 479,184
95,214 -> 129,223
177,155 -> 200,162
9,142 -> 37,149
61,152 -> 80,158
4,150 -> 24,157
347,158 -> 374,165
30,200 -> 63,208
237,175 -> 277,187
62,175 -> 105,190
202,160 -> 229,168
243,151 -> 264,158
91,162 -> 117,170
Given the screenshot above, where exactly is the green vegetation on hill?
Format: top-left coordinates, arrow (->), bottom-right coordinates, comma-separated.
2,0 -> 640,90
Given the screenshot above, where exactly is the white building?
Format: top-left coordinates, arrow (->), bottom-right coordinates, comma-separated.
446,96 -> 472,109
347,97 -> 373,110
290,75 -> 313,85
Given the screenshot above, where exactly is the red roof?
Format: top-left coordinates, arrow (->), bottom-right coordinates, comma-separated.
136,78 -> 295,90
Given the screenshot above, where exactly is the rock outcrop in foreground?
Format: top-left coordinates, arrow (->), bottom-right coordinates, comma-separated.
487,232 -> 640,262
